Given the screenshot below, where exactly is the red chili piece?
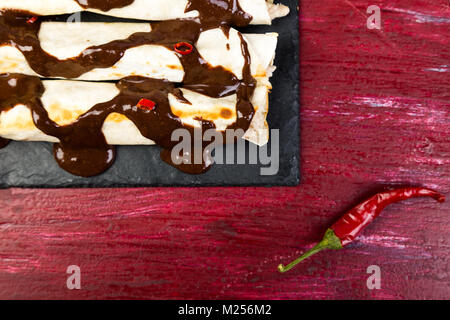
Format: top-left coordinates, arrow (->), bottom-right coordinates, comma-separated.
137,98 -> 156,111
27,16 -> 38,24
278,187 -> 445,273
174,42 -> 193,55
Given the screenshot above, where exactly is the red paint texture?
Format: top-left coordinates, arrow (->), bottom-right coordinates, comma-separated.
0,0 -> 449,299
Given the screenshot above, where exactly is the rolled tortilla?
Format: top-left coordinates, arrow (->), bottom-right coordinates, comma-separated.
0,22 -> 275,81
0,77 -> 270,146
0,0 -> 289,24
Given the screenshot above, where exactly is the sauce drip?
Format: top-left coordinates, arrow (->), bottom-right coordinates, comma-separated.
0,0 -> 257,176
0,138 -> 9,148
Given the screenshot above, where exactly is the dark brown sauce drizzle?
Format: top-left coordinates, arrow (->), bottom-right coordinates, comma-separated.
75,0 -> 252,26
0,0 -> 256,176
185,0 -> 252,28
75,0 -> 135,12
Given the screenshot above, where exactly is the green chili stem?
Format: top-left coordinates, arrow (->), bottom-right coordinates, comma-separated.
278,241 -> 328,273
278,229 -> 343,273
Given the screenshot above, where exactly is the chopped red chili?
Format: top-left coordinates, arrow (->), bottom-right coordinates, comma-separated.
137,98 -> 156,111
27,16 -> 38,24
278,187 -> 445,273
174,42 -> 193,55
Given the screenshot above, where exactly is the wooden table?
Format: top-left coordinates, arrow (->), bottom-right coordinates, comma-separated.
0,0 -> 448,299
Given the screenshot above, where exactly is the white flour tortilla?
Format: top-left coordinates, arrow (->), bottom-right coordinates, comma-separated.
0,0 -> 289,24
0,23 -> 275,81
0,78 -> 271,146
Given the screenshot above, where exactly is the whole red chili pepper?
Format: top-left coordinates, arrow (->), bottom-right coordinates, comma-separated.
278,187 -> 445,273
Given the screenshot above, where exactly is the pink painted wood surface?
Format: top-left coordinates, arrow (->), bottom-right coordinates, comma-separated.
0,0 -> 449,299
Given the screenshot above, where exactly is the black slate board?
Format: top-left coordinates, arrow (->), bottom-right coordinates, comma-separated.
0,0 -> 299,188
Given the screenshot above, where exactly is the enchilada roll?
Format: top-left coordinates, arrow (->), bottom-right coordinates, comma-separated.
0,20 -> 277,82
0,68 -> 270,176
0,0 -> 289,25
0,76 -> 271,146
